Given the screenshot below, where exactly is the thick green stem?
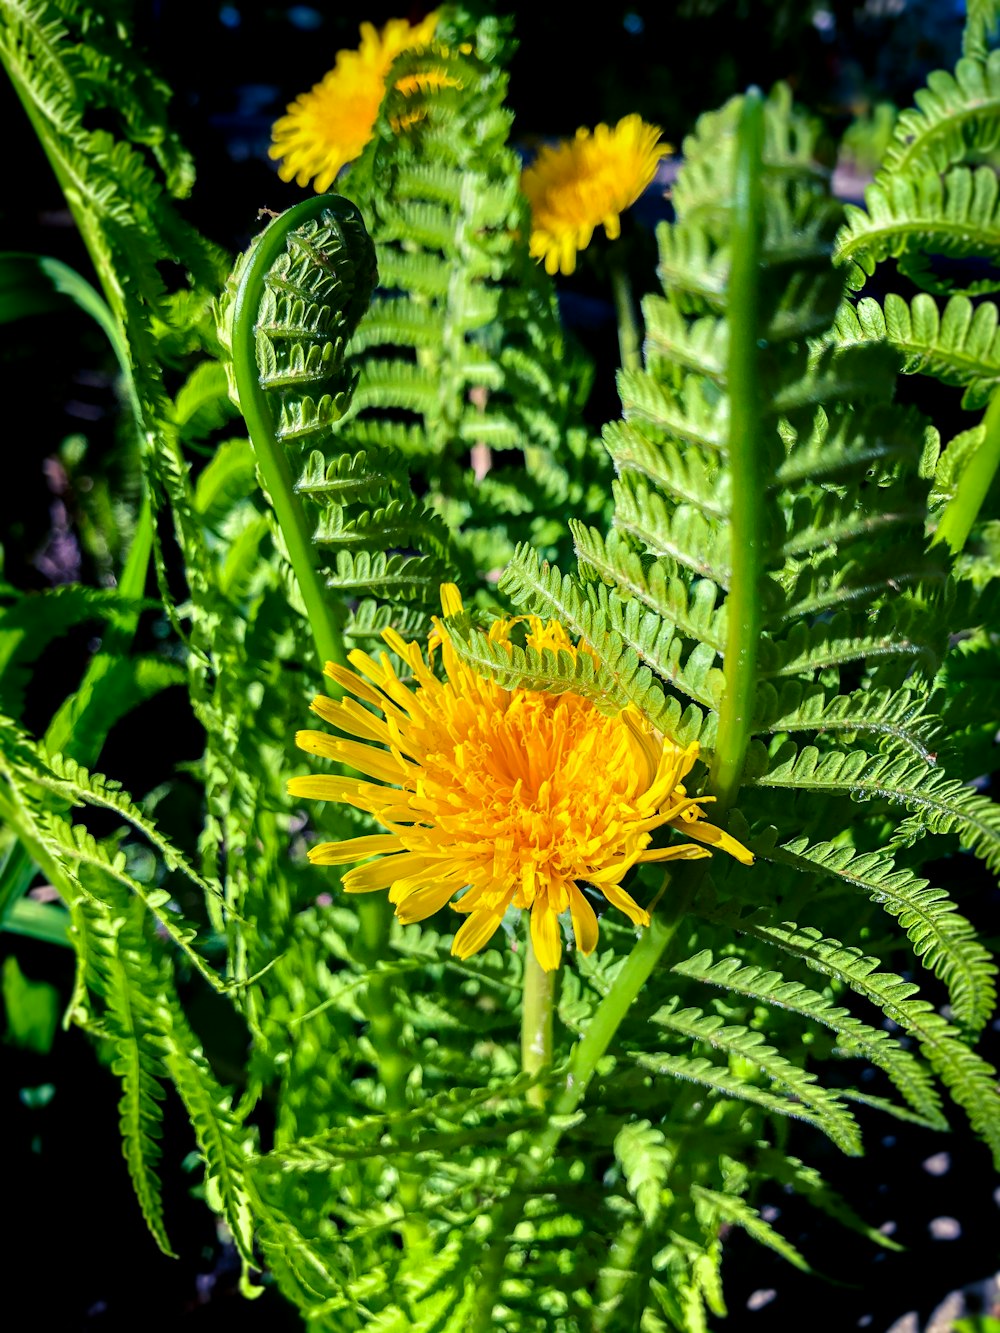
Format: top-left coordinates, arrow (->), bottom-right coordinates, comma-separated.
708,90 -> 766,816
521,929 -> 555,1109
357,896 -> 413,1115
230,199 -> 351,673
610,258 -> 642,373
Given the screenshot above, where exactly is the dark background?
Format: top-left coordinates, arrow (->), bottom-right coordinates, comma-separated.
3,3 -> 997,1329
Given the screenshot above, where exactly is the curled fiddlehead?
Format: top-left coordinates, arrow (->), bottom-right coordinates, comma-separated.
219,194 -> 453,668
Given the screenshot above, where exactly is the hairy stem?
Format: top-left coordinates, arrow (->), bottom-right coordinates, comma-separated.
708,90 -> 766,815
521,929 -> 556,1109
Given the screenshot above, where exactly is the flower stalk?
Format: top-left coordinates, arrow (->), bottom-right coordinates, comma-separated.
521,927 -> 556,1108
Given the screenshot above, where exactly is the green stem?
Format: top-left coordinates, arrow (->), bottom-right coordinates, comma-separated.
521,929 -> 555,1109
610,258 -> 642,373
707,90 -> 766,816
473,872 -> 698,1329
932,388 -> 1000,554
230,198 -> 352,673
548,892 -> 692,1128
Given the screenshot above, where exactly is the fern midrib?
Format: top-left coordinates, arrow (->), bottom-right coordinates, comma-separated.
778,566 -> 942,621
780,504 -> 924,558
837,212 -> 1000,265
763,634 -> 928,677
230,199 -> 360,673
756,710 -> 936,759
708,91 -> 766,809
612,456 -> 728,520
884,91 -> 1000,178
752,759 -> 1000,856
673,955 -> 944,1121
878,317 -> 1000,381
106,930 -> 176,1256
753,843 -> 993,1032
614,510 -> 730,587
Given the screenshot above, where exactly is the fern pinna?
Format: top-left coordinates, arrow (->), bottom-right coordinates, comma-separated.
833,21 -> 1000,553
457,85 -> 1000,1327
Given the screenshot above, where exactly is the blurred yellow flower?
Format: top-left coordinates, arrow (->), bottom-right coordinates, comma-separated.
289,586 -> 751,972
269,11 -> 440,193
521,114 -> 668,276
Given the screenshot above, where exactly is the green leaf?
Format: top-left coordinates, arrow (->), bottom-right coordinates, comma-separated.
0,251 -> 127,369
2,955 -> 59,1052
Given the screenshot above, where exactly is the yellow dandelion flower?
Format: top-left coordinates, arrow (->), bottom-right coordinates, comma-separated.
269,11 -> 441,193
288,587 -> 751,972
521,114 -> 669,276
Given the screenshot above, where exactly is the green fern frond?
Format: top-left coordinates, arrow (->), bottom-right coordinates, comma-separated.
295,448 -> 409,504
671,948 -> 946,1124
163,996 -> 256,1266
496,545 -> 711,734
691,1185 -> 811,1273
612,475 -> 734,588
342,599 -> 435,647
750,741 -> 1000,874
44,813 -> 221,988
0,716 -> 221,988
762,837 -> 996,1034
964,0 -> 1000,58
38,748 -> 221,900
879,49 -> 1000,178
705,909 -> 1000,1165
645,1000 -> 862,1154
0,583 -> 143,720
835,293 -> 1000,409
313,497 -> 450,558
613,1119 -> 675,1227
326,549 -> 449,603
751,683 -> 939,759
836,167 -> 1000,295
74,891 -> 175,1256
752,1148 -> 904,1251
572,526 -> 728,653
